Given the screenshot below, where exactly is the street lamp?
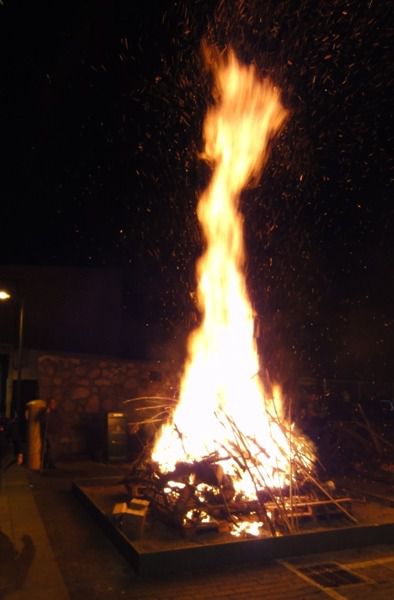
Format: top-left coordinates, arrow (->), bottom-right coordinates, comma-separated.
0,287 -> 24,420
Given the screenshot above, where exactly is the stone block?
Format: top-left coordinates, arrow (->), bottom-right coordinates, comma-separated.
124,379 -> 137,391
112,499 -> 149,539
88,368 -> 101,379
71,386 -> 90,400
45,364 -> 56,376
95,378 -> 111,386
85,395 -> 100,413
69,358 -> 81,365
102,397 -> 115,413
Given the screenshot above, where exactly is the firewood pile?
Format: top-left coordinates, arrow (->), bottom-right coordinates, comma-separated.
122,457 -> 355,538
121,396 -> 357,538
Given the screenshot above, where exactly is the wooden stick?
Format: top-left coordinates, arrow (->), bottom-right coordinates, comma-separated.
357,403 -> 382,454
222,414 -> 281,535
293,454 -> 358,524
123,396 -> 178,404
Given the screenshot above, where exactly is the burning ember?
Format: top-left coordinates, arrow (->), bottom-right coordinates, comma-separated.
152,49 -> 315,499
122,49 -> 355,539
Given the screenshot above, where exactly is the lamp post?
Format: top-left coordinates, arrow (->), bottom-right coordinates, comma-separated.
0,288 -> 24,419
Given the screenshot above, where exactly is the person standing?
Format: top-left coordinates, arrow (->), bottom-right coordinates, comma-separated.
39,399 -> 61,469
0,413 -> 23,469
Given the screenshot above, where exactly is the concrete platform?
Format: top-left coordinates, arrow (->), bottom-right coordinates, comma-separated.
72,476 -> 394,576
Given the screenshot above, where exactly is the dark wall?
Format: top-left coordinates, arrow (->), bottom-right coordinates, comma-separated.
0,265 -> 124,355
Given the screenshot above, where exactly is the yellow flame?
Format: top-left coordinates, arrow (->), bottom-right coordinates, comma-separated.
153,50 -> 314,497
231,520 -> 264,538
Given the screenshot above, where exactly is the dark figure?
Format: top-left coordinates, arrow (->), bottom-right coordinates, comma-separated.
39,399 -> 61,469
0,414 -> 23,469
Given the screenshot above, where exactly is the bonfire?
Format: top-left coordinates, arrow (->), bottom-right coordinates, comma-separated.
123,48 -> 355,537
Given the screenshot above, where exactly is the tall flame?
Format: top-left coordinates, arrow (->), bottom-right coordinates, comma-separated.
153,50 -> 313,497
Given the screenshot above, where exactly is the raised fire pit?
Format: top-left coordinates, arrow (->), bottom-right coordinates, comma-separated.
72,475 -> 394,575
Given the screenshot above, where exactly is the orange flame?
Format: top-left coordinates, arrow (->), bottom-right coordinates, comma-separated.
153,50 -> 314,498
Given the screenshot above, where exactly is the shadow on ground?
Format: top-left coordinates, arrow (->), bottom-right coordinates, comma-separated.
0,529 -> 35,599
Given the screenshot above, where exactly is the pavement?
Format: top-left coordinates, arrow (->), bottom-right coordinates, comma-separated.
0,456 -> 68,600
1,454 -> 394,599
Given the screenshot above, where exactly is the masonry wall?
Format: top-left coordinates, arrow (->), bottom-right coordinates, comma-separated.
37,353 -> 181,459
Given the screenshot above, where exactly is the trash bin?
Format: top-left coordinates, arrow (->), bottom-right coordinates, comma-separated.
107,412 -> 127,462
25,399 -> 47,470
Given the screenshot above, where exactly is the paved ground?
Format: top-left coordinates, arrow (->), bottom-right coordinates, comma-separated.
1,456 -> 394,599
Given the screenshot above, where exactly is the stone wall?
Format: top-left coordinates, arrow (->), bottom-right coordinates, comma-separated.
37,353 -> 181,459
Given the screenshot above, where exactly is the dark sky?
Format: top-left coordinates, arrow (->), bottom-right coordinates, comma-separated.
1,0 -> 393,382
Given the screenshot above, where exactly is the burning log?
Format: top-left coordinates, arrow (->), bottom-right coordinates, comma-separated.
121,430 -> 355,539
121,392 -> 350,537
121,464 -> 356,539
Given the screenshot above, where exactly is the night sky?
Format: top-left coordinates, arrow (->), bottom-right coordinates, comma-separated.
1,0 -> 393,383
